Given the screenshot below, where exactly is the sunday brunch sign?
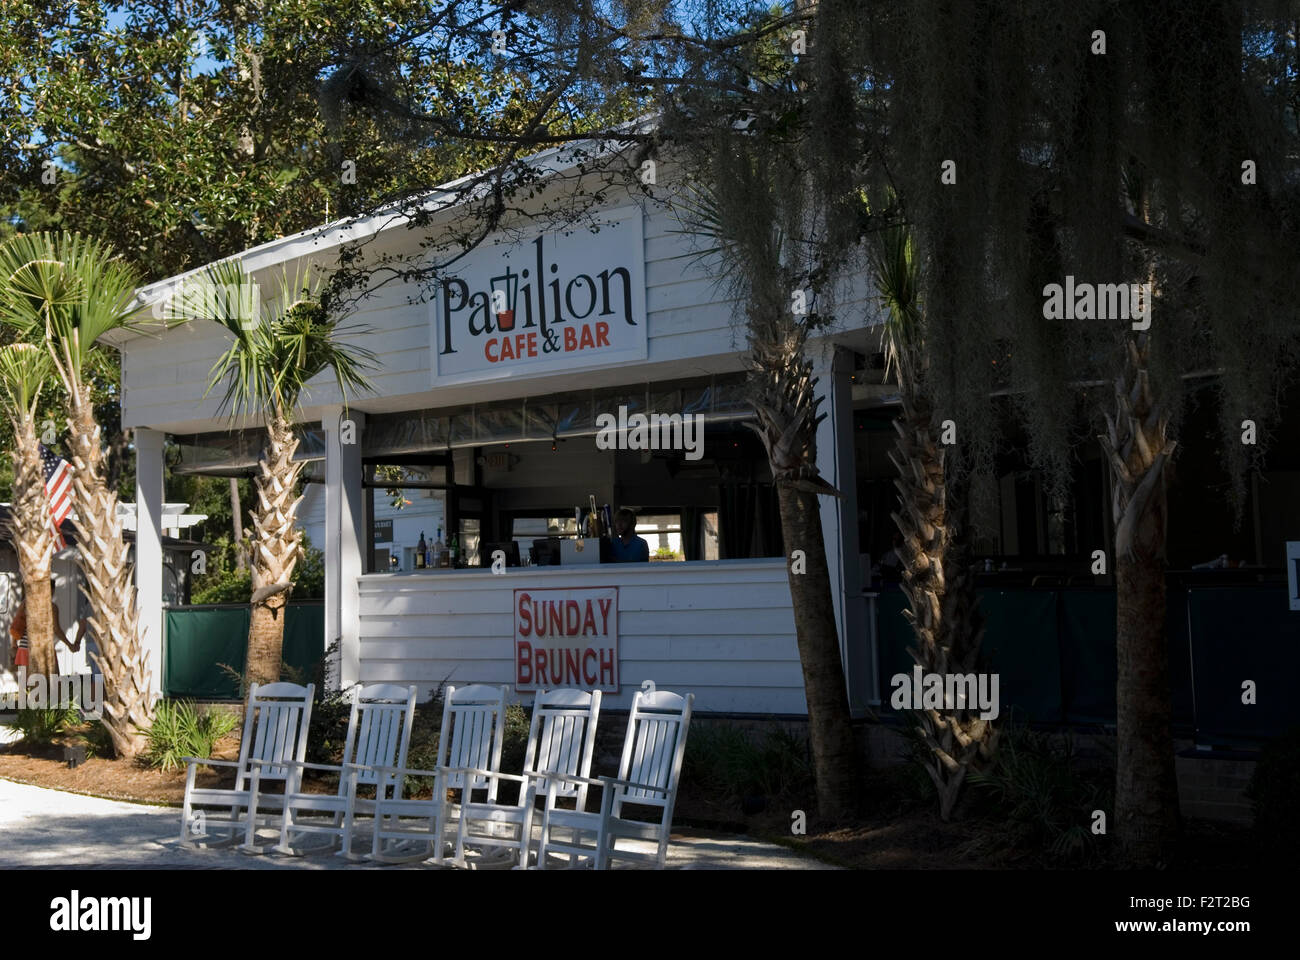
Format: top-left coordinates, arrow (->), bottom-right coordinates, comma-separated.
431,206 -> 647,383
515,586 -> 619,693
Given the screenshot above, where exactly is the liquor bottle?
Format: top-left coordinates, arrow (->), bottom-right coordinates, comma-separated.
416,531 -> 427,569
449,532 -> 459,567
588,495 -> 600,536
603,504 -> 612,536
433,527 -> 444,568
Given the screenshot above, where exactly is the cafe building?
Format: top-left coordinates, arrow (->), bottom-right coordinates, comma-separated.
112,147 -> 881,717
111,144 -> 1299,765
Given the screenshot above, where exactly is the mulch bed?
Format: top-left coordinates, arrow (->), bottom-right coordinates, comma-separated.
0,735 -> 338,806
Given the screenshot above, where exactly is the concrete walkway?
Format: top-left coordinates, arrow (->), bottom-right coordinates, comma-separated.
0,778 -> 829,870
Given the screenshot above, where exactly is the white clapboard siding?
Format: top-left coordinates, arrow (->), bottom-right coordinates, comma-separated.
118,180 -> 873,433
356,558 -> 807,714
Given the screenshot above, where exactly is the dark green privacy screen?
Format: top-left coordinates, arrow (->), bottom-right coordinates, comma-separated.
874,583 -> 1286,743
163,602 -> 325,699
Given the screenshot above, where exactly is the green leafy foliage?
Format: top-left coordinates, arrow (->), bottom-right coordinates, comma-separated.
304,693 -> 354,768
396,691 -> 531,801
965,722 -> 1113,866
191,533 -> 324,603
12,705 -> 83,747
681,722 -> 814,812
144,699 -> 239,772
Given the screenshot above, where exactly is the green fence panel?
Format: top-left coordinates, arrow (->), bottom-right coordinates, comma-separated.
875,587 -> 915,705
1059,590 -> 1116,724
1186,586 -> 1300,744
979,589 -> 1061,723
876,588 -> 1060,723
163,603 -> 325,699
282,604 -> 326,686
877,582 -> 1269,739
164,607 -> 249,699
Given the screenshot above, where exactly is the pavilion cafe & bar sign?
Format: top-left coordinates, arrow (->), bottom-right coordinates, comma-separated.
431,206 -> 648,383
515,587 -> 619,693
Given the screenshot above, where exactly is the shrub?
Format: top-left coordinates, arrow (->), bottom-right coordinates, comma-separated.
13,705 -> 82,748
399,687 -> 448,796
304,693 -> 354,768
965,721 -> 1112,865
190,533 -> 325,604
394,691 -> 531,800
190,537 -> 252,604
144,700 -> 240,771
1246,724 -> 1300,864
77,720 -> 115,760
681,722 -> 814,812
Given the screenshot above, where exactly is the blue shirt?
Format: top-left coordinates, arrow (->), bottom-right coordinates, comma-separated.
607,534 -> 650,563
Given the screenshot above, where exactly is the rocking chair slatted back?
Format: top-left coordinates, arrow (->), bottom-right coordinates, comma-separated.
618,690 -> 693,805
438,684 -> 507,794
343,684 -> 418,788
236,682 -> 315,786
527,688 -> 602,802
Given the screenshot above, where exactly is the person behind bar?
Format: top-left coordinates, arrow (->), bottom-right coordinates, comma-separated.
608,507 -> 650,563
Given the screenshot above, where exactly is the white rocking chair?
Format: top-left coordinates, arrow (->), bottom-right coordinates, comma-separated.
453,687 -> 602,869
368,683 -> 507,865
179,682 -> 315,851
536,688 -> 693,870
249,683 -> 418,859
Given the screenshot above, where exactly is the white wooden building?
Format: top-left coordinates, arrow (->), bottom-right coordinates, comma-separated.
109,144 -> 883,716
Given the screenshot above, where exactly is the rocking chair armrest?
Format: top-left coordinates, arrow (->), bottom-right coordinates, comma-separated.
247,759 -> 347,774
368,764 -> 442,779
541,773 -> 605,790
441,766 -> 528,784
183,756 -> 241,769
598,775 -> 666,795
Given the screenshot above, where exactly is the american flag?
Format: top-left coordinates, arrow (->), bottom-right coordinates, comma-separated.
40,444 -> 73,550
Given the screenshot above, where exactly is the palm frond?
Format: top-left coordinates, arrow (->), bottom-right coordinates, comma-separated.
192,261 -> 376,421
871,216 -> 924,393
0,231 -> 143,387
0,342 -> 53,423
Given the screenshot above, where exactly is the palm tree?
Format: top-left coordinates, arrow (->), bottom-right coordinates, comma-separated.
871,216 -> 996,820
183,260 -> 374,688
0,232 -> 153,758
0,343 -> 58,679
674,139 -> 865,819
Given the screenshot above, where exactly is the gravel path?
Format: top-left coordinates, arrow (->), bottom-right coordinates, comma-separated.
0,777 -> 829,870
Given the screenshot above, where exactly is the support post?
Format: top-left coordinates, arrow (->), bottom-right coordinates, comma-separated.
813,346 -> 871,715
133,427 -> 165,703
324,408 -> 365,692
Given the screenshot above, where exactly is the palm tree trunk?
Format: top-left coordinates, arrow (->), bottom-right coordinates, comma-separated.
776,481 -> 862,818
244,410 -> 305,688
1100,336 -> 1180,864
23,577 -> 56,680
66,385 -> 153,758
747,321 -> 862,819
9,423 -> 56,678
890,393 -> 994,820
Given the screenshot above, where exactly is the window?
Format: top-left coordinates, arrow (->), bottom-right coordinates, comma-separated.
636,513 -> 683,561
365,463 -> 449,572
